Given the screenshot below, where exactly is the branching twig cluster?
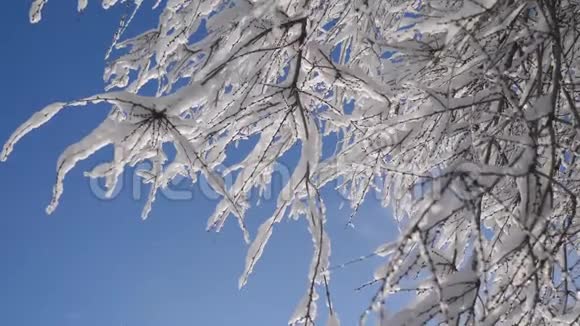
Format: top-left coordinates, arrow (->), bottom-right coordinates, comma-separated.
7,0 -> 580,324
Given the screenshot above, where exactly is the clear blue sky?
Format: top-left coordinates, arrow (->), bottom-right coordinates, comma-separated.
0,2 -> 396,325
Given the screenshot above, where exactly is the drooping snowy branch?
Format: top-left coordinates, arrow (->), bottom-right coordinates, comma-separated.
6,0 -> 580,324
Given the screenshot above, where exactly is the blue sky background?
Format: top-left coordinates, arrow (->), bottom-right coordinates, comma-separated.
0,2 -> 397,325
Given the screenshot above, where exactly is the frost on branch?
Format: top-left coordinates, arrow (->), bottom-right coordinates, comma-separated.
7,0 -> 580,324
29,0 -> 47,24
